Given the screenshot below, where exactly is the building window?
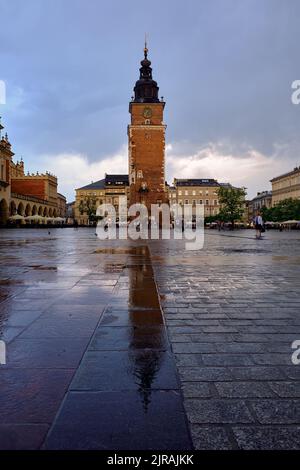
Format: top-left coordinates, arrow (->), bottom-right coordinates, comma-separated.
214,200 -> 218,205
0,164 -> 4,180
178,190 -> 182,196
185,190 -> 188,196
206,200 -> 209,205
185,199 -> 189,204
199,200 -> 203,204
192,199 -> 196,205
192,190 -> 196,196
137,170 -> 143,179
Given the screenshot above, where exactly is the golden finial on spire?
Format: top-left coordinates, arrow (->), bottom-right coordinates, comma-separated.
144,33 -> 148,58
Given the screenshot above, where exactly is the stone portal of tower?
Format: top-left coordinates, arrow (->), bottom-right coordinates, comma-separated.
128,44 -> 167,212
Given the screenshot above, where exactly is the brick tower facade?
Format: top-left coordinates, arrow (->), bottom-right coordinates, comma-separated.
128,44 -> 167,211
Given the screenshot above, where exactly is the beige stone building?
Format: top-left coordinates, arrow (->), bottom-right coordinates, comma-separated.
271,166 -> 300,205
169,178 -> 221,217
66,201 -> 75,221
75,174 -> 129,225
248,190 -> 272,220
57,193 -> 67,217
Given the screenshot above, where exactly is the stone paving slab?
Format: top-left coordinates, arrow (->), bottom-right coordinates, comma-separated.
70,350 -> 179,391
0,368 -> 74,423
45,390 -> 190,450
0,424 -> 49,450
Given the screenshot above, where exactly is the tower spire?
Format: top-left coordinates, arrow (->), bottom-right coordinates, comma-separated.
132,38 -> 159,103
144,33 -> 148,58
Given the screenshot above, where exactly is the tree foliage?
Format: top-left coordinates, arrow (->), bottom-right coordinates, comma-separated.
261,198 -> 300,222
79,197 -> 97,221
205,215 -> 219,224
217,186 -> 247,226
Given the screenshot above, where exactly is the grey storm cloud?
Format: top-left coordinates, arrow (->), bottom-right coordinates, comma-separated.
1,0 -> 300,200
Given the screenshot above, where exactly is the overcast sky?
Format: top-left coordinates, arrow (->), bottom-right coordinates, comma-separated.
1,0 -> 300,201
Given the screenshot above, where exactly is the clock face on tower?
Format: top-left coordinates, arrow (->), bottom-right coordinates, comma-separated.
143,107 -> 152,118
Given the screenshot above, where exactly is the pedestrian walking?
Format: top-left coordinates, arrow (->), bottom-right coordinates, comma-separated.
254,211 -> 264,239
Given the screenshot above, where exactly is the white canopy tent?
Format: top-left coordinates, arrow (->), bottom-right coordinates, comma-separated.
282,220 -> 300,225
25,215 -> 45,223
9,214 -> 25,221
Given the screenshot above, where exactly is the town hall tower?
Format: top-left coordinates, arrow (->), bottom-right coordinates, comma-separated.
128,43 -> 167,210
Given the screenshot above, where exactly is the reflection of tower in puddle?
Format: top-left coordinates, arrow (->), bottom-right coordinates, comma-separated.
127,246 -> 165,412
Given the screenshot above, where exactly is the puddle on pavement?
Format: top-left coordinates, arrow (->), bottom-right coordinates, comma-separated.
94,247 -> 137,255
0,279 -> 23,286
0,289 -> 10,302
151,255 -> 164,262
27,265 -> 57,271
221,248 -> 271,254
100,245 -> 170,411
272,256 -> 300,264
104,263 -> 126,273
95,246 -> 149,256
129,349 -> 165,412
0,238 -> 56,247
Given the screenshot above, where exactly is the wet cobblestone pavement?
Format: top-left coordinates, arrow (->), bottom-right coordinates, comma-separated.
0,229 -> 190,450
0,228 -> 300,449
150,230 -> 300,449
